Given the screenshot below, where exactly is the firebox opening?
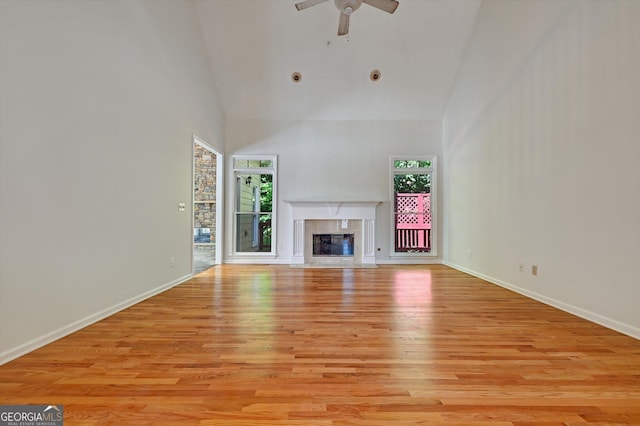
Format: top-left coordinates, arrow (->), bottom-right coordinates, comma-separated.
313,234 -> 354,256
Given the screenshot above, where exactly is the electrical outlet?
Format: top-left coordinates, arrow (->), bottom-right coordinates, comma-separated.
519,263 -> 524,273
532,265 -> 538,276
467,249 -> 472,259
170,256 -> 175,267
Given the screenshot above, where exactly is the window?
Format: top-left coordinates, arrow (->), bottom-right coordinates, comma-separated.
390,157 -> 436,256
232,155 -> 276,255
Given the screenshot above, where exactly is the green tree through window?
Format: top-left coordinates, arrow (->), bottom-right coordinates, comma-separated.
394,174 -> 431,193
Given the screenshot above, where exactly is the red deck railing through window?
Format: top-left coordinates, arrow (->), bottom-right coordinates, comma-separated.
395,193 -> 431,251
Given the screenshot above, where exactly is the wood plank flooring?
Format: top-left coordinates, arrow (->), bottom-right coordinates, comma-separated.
1,265 -> 639,425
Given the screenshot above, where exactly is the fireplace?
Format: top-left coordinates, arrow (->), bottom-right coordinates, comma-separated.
285,201 -> 381,267
313,234 -> 354,256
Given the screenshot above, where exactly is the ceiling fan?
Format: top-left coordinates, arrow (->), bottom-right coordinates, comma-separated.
295,0 -> 399,36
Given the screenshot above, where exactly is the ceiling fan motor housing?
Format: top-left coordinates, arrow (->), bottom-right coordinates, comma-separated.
335,0 -> 362,14
295,0 -> 398,36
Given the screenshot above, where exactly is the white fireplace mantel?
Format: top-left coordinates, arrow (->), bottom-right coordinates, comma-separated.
285,200 -> 383,266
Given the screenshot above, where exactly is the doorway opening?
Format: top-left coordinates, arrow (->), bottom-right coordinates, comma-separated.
193,136 -> 223,273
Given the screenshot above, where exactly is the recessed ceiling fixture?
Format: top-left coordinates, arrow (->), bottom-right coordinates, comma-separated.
291,72 -> 302,83
370,69 -> 381,81
295,0 -> 399,37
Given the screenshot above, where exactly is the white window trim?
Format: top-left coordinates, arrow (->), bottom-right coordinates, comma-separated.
231,154 -> 277,258
389,156 -> 437,258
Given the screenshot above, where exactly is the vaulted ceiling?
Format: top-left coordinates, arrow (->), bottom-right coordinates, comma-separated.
195,0 -> 481,121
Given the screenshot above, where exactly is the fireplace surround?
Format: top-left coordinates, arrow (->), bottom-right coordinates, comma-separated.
285,201 -> 381,267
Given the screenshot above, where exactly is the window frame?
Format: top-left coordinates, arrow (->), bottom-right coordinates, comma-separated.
389,156 -> 437,258
232,154 -> 277,257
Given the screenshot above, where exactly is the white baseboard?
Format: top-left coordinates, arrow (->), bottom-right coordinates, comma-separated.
443,261 -> 640,340
224,257 -> 291,265
223,257 -> 444,266
376,258 -> 443,265
0,274 -> 193,365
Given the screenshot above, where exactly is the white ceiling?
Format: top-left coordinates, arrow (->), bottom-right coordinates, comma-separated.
195,0 -> 481,121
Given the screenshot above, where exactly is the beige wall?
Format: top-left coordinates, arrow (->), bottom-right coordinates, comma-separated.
0,0 -> 225,362
225,119 -> 442,263
443,0 -> 640,338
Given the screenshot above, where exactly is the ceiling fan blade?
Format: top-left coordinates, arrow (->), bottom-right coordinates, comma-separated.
337,12 -> 350,36
362,0 -> 399,14
295,0 -> 330,11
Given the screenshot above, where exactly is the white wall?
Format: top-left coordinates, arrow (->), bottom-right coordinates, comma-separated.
0,0 -> 225,363
443,0 -> 640,338
224,119 -> 442,264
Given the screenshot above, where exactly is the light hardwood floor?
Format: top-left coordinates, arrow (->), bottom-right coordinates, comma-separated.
1,265 -> 639,425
